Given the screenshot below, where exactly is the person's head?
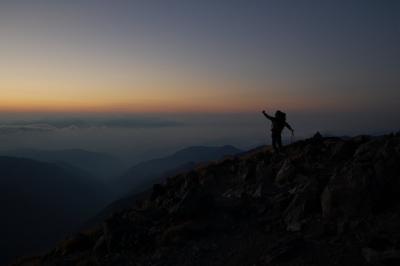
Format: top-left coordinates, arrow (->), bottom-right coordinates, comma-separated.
275,110 -> 286,121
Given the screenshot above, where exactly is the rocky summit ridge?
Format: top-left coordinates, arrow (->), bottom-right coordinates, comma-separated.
14,133 -> 400,266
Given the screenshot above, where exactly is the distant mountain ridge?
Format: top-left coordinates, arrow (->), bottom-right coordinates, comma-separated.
112,145 -> 242,197
0,148 -> 126,181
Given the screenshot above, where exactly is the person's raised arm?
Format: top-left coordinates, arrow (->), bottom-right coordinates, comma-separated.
262,110 -> 274,120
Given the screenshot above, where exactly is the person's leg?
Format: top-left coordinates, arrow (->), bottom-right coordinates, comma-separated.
272,133 -> 279,152
277,134 -> 283,150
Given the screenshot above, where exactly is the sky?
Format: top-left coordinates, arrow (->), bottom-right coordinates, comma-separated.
0,1 -> 399,162
0,0 -> 399,114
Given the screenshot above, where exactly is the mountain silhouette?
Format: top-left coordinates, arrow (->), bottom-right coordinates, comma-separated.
1,149 -> 126,181
87,146 -> 242,227
111,145 -> 242,197
14,133 -> 400,266
86,162 -> 198,228
0,157 -> 108,265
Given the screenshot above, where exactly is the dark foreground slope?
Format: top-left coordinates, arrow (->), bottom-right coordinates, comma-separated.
0,157 -> 107,265
14,134 -> 400,266
92,146 -> 242,227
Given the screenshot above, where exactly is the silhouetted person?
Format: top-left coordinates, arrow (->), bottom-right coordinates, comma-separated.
262,110 -> 294,152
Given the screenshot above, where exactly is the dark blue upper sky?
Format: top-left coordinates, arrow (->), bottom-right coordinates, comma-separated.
0,0 -> 399,113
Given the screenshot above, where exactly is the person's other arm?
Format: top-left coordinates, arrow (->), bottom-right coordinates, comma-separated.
285,122 -> 294,133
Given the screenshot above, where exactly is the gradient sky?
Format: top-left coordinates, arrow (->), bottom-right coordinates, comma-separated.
0,0 -> 399,113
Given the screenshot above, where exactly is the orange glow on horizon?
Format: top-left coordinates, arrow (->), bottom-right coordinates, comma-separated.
0,74 -> 359,114
0,93 -> 354,114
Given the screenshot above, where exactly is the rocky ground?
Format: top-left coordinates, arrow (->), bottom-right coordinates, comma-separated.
13,133 -> 400,266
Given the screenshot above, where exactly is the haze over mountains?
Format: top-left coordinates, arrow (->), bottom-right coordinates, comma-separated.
113,145 -> 242,197
0,148 -> 126,181
1,112 -> 398,165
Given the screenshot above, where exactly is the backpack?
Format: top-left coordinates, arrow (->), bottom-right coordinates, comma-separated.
275,110 -> 286,122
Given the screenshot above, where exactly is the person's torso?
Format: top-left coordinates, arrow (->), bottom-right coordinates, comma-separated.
271,119 -> 285,133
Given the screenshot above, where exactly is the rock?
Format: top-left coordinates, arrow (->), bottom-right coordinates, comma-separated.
255,161 -> 274,182
54,232 -> 97,256
169,188 -> 215,219
284,178 -> 320,232
222,187 -> 244,199
275,159 -> 297,186
381,249 -> 400,264
101,213 -> 151,253
160,220 -> 210,245
362,248 -> 380,264
362,248 -> 400,264
151,184 -> 166,201
313,131 -> 323,140
270,191 -> 292,212
252,184 -> 263,198
238,160 -> 257,182
322,138 -> 400,222
263,236 -> 305,264
329,140 -> 356,161
321,169 -> 372,221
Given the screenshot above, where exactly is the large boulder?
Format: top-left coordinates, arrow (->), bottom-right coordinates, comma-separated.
321,137 -> 400,222
275,159 -> 297,186
284,178 -> 321,231
169,187 -> 216,219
